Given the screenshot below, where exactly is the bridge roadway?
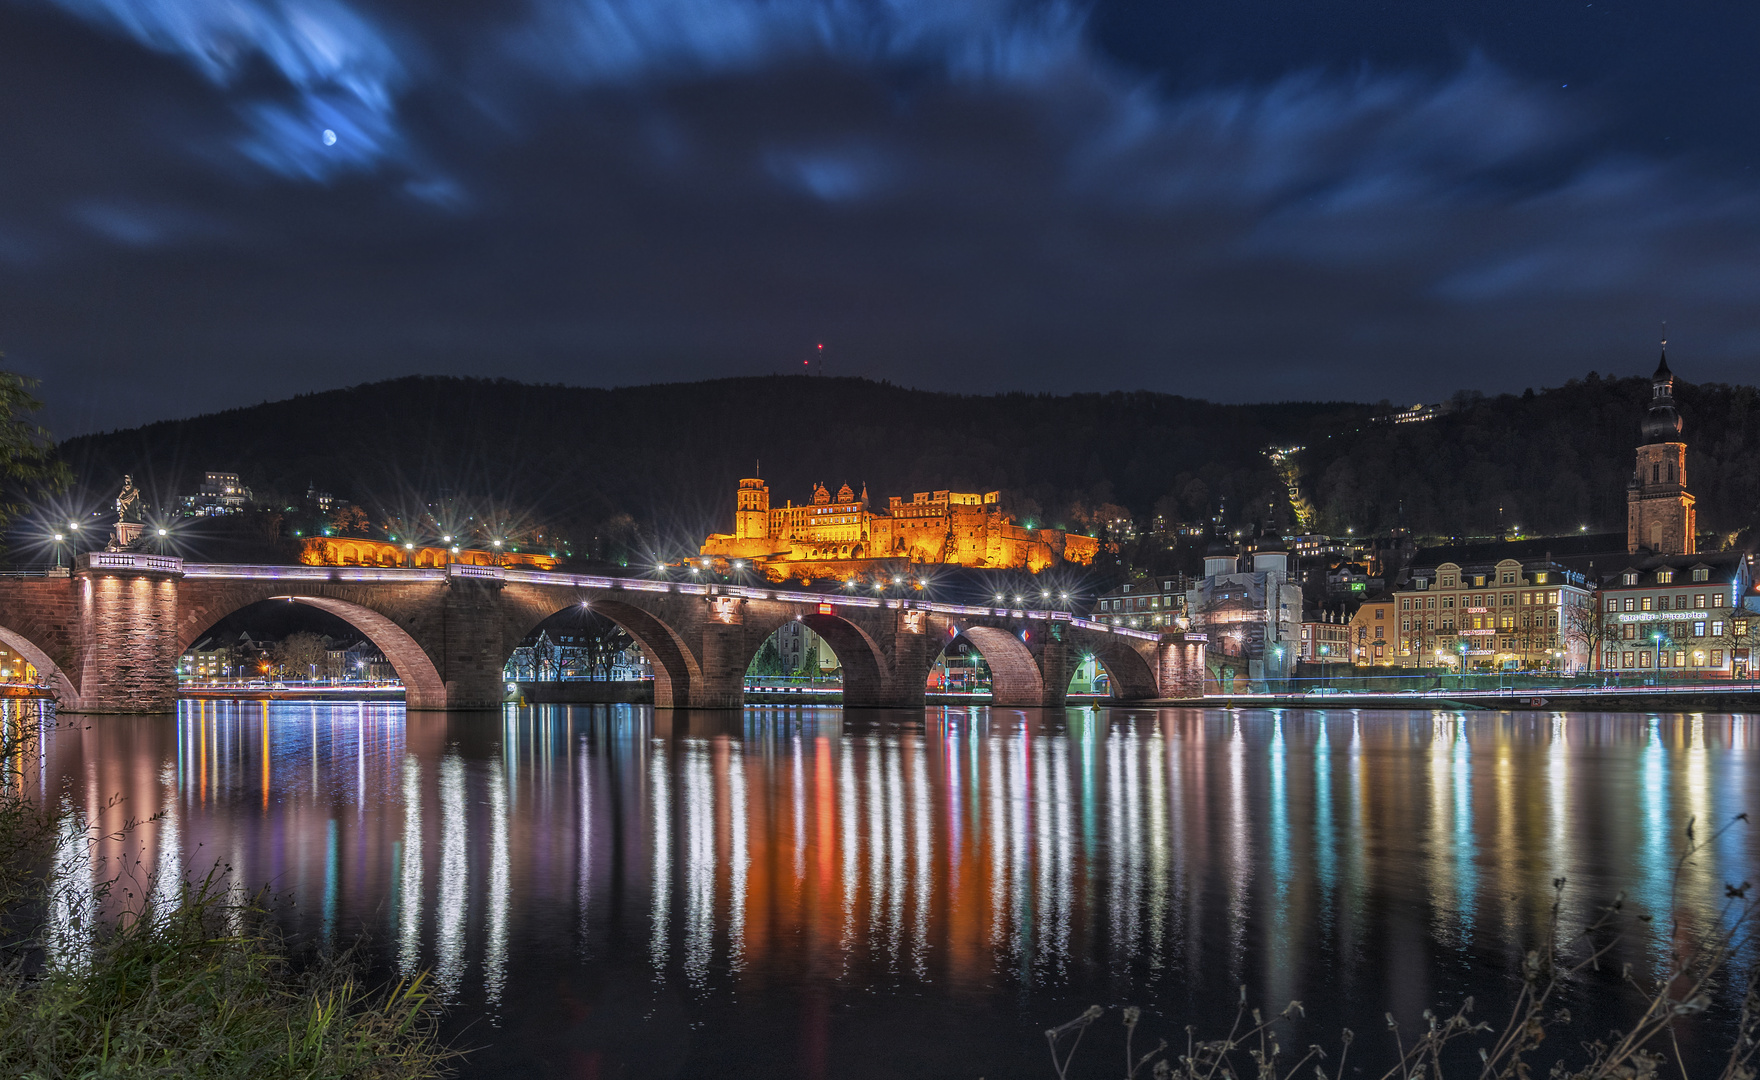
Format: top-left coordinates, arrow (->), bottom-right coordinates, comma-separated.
4,552 -> 1207,713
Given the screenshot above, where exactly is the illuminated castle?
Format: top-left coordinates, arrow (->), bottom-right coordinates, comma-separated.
701,478 -> 1100,580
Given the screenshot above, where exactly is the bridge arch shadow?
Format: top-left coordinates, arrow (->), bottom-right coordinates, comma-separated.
177,595 -> 449,710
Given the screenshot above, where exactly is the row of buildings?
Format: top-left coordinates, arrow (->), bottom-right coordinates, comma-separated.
1092,352 -> 1759,683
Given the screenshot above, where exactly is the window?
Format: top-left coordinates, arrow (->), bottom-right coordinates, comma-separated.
1694,568 -> 1710,582
1639,652 -> 1653,668
1376,608 -> 1385,619
1442,596 -> 1454,609
1624,651 -> 1636,667
1675,650 -> 1687,668
1712,621 -> 1725,637
1623,572 -> 1639,585
1427,597 -> 1436,609
1375,626 -> 1384,639
1548,591 -> 1559,604
1623,624 -> 1637,640
1401,598 -> 1411,611
1501,572 -> 1516,584
1641,597 -> 1653,611
1694,594 -> 1707,609
1715,595 -> 1728,608
1535,573 -> 1548,584
1714,650 -> 1725,666
1657,570 -> 1674,584
1694,621 -> 1706,637
1442,575 -> 1455,587
1502,593 -> 1515,606
1659,651 -> 1671,668
1606,597 -> 1619,612
1675,594 -> 1689,610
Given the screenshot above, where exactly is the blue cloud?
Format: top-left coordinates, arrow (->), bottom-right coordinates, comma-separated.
502,0 -> 1088,88
39,0 -> 407,178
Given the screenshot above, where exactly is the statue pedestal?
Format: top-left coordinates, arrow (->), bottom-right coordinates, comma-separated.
108,522 -> 143,550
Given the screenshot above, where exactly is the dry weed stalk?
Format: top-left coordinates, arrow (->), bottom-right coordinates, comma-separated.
1046,815 -> 1760,1080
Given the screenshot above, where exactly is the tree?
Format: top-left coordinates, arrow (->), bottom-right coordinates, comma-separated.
1561,597 -> 1607,671
0,370 -> 71,561
328,503 -> 370,536
271,632 -> 328,681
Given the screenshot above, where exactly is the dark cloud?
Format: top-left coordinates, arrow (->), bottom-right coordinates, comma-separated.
4,0 -> 1758,437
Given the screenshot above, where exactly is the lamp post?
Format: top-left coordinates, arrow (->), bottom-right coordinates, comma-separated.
1653,630 -> 1664,686
1458,640 -> 1470,690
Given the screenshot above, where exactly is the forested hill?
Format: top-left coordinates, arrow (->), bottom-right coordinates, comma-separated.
55,376 -> 1368,552
53,370 -> 1760,554
1302,372 -> 1760,542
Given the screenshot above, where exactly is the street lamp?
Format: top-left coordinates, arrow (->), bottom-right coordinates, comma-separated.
1458,640 -> 1470,688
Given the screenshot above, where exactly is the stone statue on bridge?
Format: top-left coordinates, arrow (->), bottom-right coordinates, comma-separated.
106,475 -> 145,551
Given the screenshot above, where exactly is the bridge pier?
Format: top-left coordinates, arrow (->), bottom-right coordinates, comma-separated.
75,561 -> 183,713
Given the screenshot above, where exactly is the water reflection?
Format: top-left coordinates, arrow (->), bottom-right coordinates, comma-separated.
16,701 -> 1760,1078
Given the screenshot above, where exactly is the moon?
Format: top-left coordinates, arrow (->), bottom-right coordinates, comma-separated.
322,129 -> 337,146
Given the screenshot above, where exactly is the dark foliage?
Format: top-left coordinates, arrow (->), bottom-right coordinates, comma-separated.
55,370 -> 1760,557
57,376 -> 1367,558
1302,372 -> 1760,541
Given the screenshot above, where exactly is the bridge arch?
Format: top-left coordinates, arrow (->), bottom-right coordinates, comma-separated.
1077,637 -> 1160,701
942,625 -> 1044,707
742,610 -> 891,704
176,594 -> 448,710
0,625 -> 80,711
502,594 -> 704,709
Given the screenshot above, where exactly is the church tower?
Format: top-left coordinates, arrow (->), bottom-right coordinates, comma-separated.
1626,348 -> 1696,554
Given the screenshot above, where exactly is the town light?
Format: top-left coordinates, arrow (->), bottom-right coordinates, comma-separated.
157,528 -> 168,536
493,539 -> 503,547
442,535 -> 453,543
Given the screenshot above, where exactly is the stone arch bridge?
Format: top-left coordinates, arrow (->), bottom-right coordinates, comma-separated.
6,553 -> 1206,713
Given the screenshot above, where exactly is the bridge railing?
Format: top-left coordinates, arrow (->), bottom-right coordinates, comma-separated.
79,552 -> 183,574
183,563 -> 448,582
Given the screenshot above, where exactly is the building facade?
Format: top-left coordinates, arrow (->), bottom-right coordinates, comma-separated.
1186,531 -> 1302,688
179,471 -> 253,517
701,479 -> 1100,582
1091,575 -> 1191,629
1627,350 -> 1697,555
1394,557 -> 1595,671
1595,554 -> 1757,676
1299,607 -> 1354,665
1348,595 -> 1396,665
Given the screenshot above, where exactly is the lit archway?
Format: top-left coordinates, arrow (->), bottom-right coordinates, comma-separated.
930,625 -> 1044,707
175,596 -> 448,710
1068,640 -> 1159,701
504,598 -> 702,708
742,612 -> 889,702
0,625 -> 79,710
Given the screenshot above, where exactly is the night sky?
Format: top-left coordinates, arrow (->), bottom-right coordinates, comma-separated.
6,0 -> 1758,437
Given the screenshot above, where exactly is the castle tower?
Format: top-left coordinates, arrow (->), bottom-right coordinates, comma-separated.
1626,348 -> 1696,554
735,478 -> 770,540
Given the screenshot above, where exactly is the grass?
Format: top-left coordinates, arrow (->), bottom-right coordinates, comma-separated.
0,709 -> 454,1080
1046,815 -> 1760,1080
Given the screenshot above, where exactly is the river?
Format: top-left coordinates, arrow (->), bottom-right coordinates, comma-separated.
16,701 -> 1760,1078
